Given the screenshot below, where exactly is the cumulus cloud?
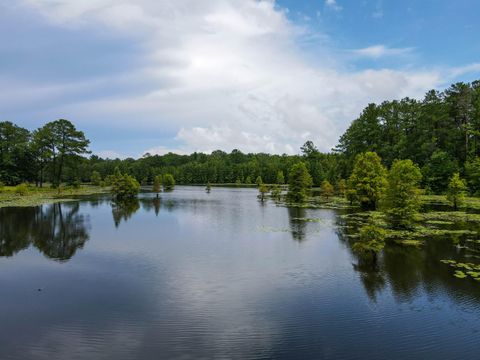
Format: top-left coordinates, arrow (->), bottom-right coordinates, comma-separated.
2,0 -> 473,156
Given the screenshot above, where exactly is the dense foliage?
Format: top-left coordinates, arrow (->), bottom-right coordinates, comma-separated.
348,152 -> 387,210
111,168 -> 140,200
385,159 -> 422,229
447,173 -> 467,210
2,79 -> 480,196
287,162 -> 313,203
337,80 -> 480,193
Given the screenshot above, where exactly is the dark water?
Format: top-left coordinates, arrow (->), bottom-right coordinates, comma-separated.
1,187 -> 480,359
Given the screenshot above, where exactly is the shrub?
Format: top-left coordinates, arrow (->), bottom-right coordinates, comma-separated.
14,183 -> 29,195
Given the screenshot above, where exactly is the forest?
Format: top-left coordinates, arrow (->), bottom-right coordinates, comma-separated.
1,79 -> 480,195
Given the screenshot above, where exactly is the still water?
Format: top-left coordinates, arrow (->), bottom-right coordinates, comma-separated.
1,187 -> 480,359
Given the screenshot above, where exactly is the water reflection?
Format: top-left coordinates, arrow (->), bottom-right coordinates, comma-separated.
287,207 -> 307,242
2,189 -> 480,359
0,202 -> 90,261
111,199 -> 140,228
336,212 -> 480,304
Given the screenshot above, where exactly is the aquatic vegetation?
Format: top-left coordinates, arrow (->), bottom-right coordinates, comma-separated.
395,239 -> 423,247
257,226 -> 289,233
440,259 -> 480,281
0,186 -> 110,208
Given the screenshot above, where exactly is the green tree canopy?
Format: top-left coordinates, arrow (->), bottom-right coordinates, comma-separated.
163,173 -> 175,191
348,152 -> 387,210
276,170 -> 285,184
153,175 -> 162,194
39,119 -> 90,187
287,162 -> 313,203
385,159 -> 422,229
111,170 -> 140,200
320,180 -> 334,201
447,173 -> 467,210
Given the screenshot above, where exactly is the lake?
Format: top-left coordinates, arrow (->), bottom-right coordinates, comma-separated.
1,186 -> 480,359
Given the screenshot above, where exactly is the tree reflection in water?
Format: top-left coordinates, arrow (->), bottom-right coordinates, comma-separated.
287,207 -> 307,242
335,210 -> 480,303
0,202 -> 90,261
111,199 -> 140,228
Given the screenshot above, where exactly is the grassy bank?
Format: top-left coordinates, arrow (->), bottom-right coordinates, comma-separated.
0,185 -> 110,208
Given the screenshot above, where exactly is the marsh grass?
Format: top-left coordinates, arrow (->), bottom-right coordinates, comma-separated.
0,185 -> 110,208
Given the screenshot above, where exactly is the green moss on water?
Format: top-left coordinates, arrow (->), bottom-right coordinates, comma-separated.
419,211 -> 480,224
395,239 -> 423,246
454,270 -> 468,279
0,185 -> 110,208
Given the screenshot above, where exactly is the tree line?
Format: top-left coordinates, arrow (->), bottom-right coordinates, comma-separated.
1,78 -> 480,195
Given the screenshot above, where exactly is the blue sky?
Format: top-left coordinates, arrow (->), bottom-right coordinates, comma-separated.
1,0 -> 479,158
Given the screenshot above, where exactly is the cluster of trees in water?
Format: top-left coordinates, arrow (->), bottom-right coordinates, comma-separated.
1,79 -> 480,196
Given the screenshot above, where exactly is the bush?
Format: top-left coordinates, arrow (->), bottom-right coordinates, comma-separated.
352,224 -> 386,262
14,183 -> 29,195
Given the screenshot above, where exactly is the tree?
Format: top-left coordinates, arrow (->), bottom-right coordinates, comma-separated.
39,119 -> 90,187
270,184 -> 282,200
111,170 -> 140,200
320,180 -> 334,201
163,174 -> 175,191
287,162 -> 313,203
301,140 -> 319,158
276,170 -> 285,184
385,159 -> 422,229
422,150 -> 458,194
91,171 -> 102,186
447,173 -> 467,210
258,184 -> 268,201
255,176 -> 263,186
153,175 -> 162,196
465,157 -> 480,195
0,121 -> 32,185
352,223 -> 386,263
348,152 -> 387,210
336,179 -> 346,197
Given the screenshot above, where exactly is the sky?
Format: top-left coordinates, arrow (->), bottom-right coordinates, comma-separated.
1,0 -> 479,159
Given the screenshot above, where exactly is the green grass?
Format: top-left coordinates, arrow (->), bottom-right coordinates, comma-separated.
0,185 -> 110,208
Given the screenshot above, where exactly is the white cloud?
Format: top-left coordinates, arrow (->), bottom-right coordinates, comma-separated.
449,63 -> 480,78
351,45 -> 414,59
4,0 -> 462,156
325,0 -> 342,11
